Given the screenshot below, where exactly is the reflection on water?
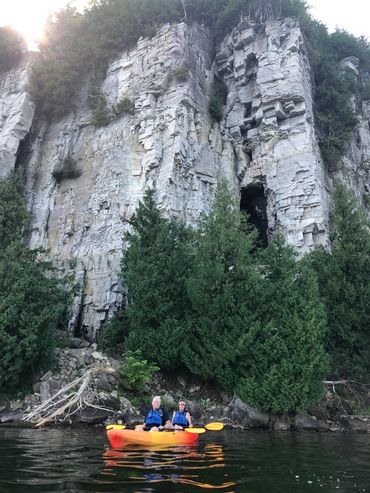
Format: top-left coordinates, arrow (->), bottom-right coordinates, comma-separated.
101,443 -> 236,491
0,428 -> 370,492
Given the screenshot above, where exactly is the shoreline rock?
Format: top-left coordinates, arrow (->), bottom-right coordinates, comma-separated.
2,343 -> 370,433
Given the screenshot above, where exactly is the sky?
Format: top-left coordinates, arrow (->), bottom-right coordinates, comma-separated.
0,0 -> 369,50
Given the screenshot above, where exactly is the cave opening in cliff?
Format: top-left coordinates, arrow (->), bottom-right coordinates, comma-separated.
240,185 -> 268,247
15,130 -> 33,169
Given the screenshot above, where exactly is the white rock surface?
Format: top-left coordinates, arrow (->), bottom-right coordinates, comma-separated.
1,21 -> 369,339
0,61 -> 35,177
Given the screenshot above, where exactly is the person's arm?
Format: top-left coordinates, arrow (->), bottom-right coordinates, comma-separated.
186,412 -> 192,427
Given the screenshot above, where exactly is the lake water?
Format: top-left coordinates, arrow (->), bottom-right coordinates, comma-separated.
0,427 -> 369,492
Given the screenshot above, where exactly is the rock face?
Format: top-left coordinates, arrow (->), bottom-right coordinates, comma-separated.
0,20 -> 368,339
0,60 -> 35,178
217,19 -> 330,250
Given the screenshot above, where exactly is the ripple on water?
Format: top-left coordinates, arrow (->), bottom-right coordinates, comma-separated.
0,428 -> 370,492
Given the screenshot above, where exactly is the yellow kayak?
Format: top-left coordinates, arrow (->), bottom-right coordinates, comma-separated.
107,428 -> 199,448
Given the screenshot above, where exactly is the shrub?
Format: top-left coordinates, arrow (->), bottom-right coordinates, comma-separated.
92,94 -> 110,126
209,95 -> 223,122
112,96 -> 135,118
99,310 -> 129,357
119,350 -> 159,392
52,157 -> 82,182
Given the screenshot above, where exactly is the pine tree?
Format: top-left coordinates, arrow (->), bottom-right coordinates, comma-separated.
114,189 -> 194,368
183,180 -> 261,389
237,236 -> 329,413
310,184 -> 370,379
0,171 -> 31,249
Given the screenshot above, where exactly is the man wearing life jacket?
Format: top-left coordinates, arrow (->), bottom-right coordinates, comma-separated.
172,400 -> 193,430
144,396 -> 171,431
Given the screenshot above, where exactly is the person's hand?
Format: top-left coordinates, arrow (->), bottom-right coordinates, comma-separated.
159,425 -> 164,430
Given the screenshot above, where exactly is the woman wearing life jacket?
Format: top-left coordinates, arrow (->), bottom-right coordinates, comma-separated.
172,401 -> 193,430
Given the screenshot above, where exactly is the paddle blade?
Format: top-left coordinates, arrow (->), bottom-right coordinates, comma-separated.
106,424 -> 126,430
184,427 -> 206,434
205,422 -> 224,431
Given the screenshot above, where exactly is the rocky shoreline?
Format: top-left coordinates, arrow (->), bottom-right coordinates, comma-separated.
1,340 -> 370,433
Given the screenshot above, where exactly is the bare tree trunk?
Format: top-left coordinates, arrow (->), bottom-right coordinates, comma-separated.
181,0 -> 187,20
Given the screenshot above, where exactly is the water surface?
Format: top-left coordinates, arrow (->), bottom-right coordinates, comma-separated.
0,427 -> 369,492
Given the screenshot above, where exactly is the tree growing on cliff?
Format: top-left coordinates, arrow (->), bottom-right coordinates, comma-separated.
0,172 -> 70,392
106,189 -> 194,368
236,235 -> 329,413
310,184 -> 370,379
183,180 -> 262,389
0,26 -> 26,72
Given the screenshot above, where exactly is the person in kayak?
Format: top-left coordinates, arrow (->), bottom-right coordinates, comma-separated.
143,396 -> 171,432
172,400 -> 193,430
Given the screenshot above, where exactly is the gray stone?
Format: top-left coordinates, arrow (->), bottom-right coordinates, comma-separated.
226,397 -> 270,429
1,19 -> 367,341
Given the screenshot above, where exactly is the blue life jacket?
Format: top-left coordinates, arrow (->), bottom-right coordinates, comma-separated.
173,410 -> 188,427
145,408 -> 162,426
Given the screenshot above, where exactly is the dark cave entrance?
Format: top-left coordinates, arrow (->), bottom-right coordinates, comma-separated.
240,184 -> 268,247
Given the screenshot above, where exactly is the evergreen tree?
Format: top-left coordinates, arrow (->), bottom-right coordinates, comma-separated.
0,243 -> 69,391
237,236 -> 329,413
183,180 -> 261,389
113,189 -> 194,368
0,171 -> 31,248
310,184 -> 370,379
0,172 -> 70,392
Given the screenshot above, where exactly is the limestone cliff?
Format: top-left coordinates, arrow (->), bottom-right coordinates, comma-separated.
0,20 -> 368,340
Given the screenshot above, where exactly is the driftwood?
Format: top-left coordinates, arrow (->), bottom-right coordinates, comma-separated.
23,367 -> 118,427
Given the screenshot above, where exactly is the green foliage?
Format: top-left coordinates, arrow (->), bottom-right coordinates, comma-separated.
112,96 -> 135,118
310,184 -> 370,380
92,94 -> 110,126
237,236 -> 329,413
0,26 -> 26,72
100,310 -> 130,357
119,350 -> 159,392
183,180 -> 261,389
209,96 -> 223,122
116,189 -> 194,369
0,171 -> 31,249
209,77 -> 228,122
108,180 -> 331,412
0,172 -> 70,392
30,7 -> 87,119
52,157 -> 82,182
29,0 -> 309,120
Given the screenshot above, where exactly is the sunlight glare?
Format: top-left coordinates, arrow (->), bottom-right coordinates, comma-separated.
0,0 -> 87,50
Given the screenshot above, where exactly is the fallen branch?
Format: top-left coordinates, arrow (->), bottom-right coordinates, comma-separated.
23,367 -> 118,427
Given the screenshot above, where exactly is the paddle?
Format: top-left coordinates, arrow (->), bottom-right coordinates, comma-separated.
184,422 -> 224,433
106,421 -> 224,432
205,422 -> 224,431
